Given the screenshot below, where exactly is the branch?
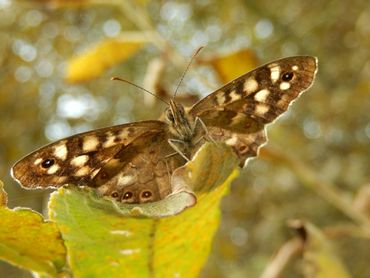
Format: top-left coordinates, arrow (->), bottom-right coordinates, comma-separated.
260,238 -> 304,278
260,146 -> 370,229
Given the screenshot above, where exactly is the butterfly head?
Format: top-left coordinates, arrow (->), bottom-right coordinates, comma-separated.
165,100 -> 194,141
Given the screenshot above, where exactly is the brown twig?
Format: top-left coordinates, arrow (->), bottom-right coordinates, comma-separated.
260,238 -> 304,278
260,146 -> 370,229
142,58 -> 166,107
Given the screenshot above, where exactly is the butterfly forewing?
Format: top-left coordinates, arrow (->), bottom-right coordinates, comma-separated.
190,56 -> 318,166
11,121 -> 167,189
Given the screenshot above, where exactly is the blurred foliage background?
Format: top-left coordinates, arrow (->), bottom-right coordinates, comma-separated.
0,0 -> 369,277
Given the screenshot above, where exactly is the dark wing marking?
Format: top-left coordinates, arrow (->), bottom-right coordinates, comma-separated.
94,131 -> 184,203
189,56 -> 317,166
11,120 -> 167,189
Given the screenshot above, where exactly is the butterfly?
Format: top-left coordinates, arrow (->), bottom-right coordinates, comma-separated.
11,56 -> 318,204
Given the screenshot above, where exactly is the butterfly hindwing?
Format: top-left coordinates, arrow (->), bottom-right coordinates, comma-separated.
92,130 -> 184,203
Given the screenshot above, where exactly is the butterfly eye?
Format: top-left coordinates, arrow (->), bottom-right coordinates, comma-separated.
281,72 -> 294,82
141,190 -> 153,199
123,191 -> 133,200
111,192 -> 119,198
41,159 -> 55,169
166,109 -> 175,123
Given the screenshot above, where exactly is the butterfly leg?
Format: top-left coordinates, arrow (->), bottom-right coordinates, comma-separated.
163,158 -> 172,187
193,117 -> 216,144
164,152 -> 179,159
168,139 -> 190,162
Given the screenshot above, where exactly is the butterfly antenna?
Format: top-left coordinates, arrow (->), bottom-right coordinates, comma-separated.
173,46 -> 204,99
111,77 -> 169,105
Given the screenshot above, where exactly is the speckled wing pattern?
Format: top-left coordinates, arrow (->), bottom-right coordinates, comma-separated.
11,121 -> 183,203
189,56 -> 318,166
11,56 -> 317,204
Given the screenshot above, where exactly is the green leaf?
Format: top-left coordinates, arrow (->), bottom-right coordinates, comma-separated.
48,143 -> 239,277
0,181 -> 66,277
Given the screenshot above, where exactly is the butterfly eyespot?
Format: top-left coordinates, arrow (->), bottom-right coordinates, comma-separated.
41,159 -> 55,169
123,191 -> 133,200
281,72 -> 294,81
111,192 -> 119,198
141,190 -> 152,199
239,145 -> 247,152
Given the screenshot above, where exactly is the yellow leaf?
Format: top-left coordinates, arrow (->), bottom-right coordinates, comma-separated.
65,37 -> 146,83
0,181 -> 66,276
48,143 -> 240,277
0,180 -> 7,206
203,49 -> 259,83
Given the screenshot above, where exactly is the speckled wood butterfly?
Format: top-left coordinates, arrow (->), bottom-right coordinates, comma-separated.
11,56 -> 317,204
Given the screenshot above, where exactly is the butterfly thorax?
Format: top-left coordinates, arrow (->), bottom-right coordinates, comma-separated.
165,100 -> 195,142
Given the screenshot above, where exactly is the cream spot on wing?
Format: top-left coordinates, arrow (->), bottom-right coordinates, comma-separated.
216,91 -> 226,104
118,130 -> 128,140
117,175 -> 135,187
56,176 -> 68,183
243,78 -> 258,94
70,155 -> 89,167
269,65 -> 280,83
74,166 -> 91,177
292,65 -> 299,71
230,113 -> 245,126
47,164 -> 60,174
277,100 -> 286,109
255,104 -> 269,116
83,136 -> 99,152
254,89 -> 270,102
34,158 -> 43,165
90,168 -> 100,179
103,132 -> 116,148
229,90 -> 241,101
53,142 -> 67,160
280,82 -> 291,90
225,135 -> 238,146
96,184 -> 109,194
106,159 -> 120,168
276,94 -> 291,109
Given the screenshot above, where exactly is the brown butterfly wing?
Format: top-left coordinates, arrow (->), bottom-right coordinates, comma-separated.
190,56 -> 318,166
11,121 -> 168,189
93,130 -> 184,203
